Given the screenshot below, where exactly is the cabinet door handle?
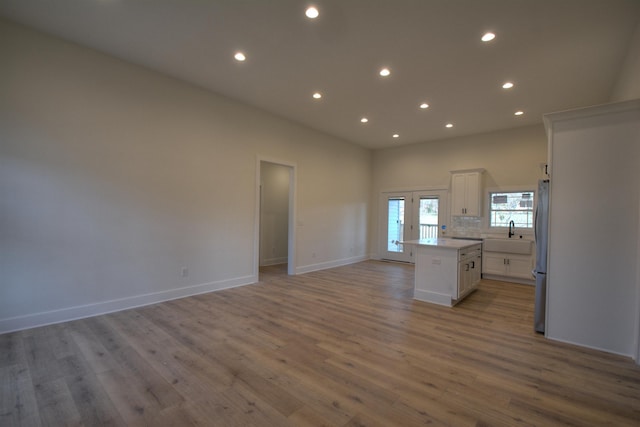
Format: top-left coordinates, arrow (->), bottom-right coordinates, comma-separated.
465,264 -> 470,271
470,261 -> 475,269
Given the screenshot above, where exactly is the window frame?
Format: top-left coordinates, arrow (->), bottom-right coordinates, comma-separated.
486,187 -> 536,233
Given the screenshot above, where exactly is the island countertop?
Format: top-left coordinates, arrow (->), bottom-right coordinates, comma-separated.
402,238 -> 481,249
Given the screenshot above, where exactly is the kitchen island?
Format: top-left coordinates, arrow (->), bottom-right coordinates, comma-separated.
403,238 -> 482,306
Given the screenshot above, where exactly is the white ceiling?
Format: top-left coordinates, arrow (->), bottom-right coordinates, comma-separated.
1,0 -> 639,149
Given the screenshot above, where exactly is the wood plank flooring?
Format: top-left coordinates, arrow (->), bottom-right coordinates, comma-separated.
2,260 -> 640,426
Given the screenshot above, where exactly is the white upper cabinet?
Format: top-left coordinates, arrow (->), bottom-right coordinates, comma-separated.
451,169 -> 484,217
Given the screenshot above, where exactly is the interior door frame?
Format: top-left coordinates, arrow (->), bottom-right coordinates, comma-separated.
255,156 -> 297,277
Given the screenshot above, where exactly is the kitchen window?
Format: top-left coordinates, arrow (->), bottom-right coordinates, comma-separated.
489,191 -> 534,228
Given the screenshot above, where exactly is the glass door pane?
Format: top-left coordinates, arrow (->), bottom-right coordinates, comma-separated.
387,197 -> 405,252
418,196 -> 439,239
381,193 -> 412,262
412,190 -> 448,241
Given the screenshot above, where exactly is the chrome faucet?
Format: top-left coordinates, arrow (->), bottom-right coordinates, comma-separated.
508,220 -> 515,238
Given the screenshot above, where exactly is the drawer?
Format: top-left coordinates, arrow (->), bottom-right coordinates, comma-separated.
459,244 -> 482,261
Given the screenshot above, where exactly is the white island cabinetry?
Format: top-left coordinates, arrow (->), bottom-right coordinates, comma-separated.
404,238 -> 482,307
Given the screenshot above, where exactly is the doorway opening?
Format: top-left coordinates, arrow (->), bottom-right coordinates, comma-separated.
255,158 -> 296,280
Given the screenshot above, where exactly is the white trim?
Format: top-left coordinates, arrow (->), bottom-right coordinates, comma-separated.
255,156 -> 297,276
482,274 -> 534,286
261,257 -> 288,266
379,185 -> 448,193
543,99 -> 640,178
543,99 -> 640,132
450,168 -> 486,174
295,254 -> 369,275
413,289 -> 452,306
546,335 -> 635,360
485,185 -> 537,193
0,275 -> 257,334
636,193 -> 640,363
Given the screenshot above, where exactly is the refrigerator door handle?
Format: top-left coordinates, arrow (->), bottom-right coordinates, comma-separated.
534,204 -> 538,242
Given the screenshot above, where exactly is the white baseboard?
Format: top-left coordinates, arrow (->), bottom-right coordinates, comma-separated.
296,254 -> 370,275
260,257 -> 288,266
413,289 -> 453,307
545,335 -> 634,360
482,274 -> 534,286
0,275 -> 258,334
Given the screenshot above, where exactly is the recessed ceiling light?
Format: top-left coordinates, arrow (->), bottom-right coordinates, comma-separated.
392,133 -> 399,138
379,68 -> 391,77
445,123 -> 453,128
419,103 -> 430,109
305,7 -> 319,19
481,32 -> 496,42
360,117 -> 369,123
514,110 -> 524,116
312,92 -> 322,99
234,52 -> 246,62
502,82 -> 514,89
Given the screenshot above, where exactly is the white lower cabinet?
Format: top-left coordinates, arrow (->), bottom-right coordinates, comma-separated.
458,245 -> 482,299
482,252 -> 533,280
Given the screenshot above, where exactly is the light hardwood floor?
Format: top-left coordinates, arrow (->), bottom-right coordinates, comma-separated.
2,260 -> 640,426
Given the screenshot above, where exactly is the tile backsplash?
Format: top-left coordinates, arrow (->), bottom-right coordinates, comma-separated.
450,216 -> 482,237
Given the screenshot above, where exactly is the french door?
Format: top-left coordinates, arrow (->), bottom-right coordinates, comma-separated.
380,190 -> 447,262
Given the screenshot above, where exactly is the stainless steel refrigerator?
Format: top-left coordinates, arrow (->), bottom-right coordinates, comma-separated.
534,179 -> 549,333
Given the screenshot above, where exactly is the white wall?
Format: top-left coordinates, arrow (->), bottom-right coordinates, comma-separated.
260,162 -> 290,266
370,125 -> 548,256
611,20 -> 640,102
0,19 -> 371,333
545,101 -> 640,358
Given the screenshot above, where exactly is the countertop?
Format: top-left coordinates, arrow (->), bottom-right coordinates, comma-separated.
402,238 -> 482,249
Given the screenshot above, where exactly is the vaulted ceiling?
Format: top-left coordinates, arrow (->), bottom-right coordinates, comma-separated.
1,0 -> 638,148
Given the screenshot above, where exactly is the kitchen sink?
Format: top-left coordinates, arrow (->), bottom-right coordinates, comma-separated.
483,238 -> 532,254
